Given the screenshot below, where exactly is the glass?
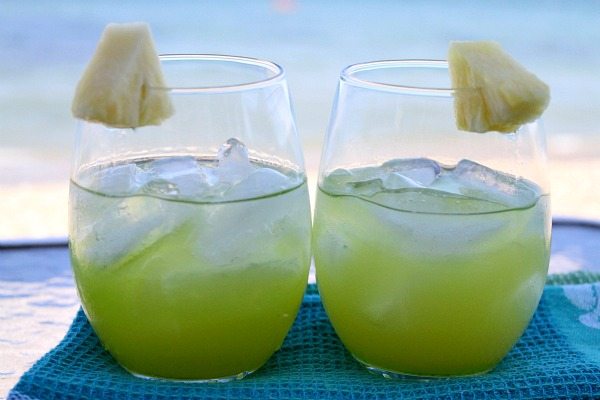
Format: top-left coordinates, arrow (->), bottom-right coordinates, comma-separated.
68,55 -> 312,381
313,60 -> 551,377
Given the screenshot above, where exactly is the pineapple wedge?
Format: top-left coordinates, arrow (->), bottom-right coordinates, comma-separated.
448,41 -> 550,133
71,22 -> 173,128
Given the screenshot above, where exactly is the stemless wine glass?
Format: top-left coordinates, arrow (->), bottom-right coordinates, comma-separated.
313,60 -> 551,377
69,55 -> 311,381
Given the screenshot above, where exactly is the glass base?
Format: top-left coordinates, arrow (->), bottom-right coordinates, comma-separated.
125,367 -> 256,383
353,354 -> 494,380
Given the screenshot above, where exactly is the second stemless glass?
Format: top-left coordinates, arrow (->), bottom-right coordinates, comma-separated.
69,55 -> 311,381
313,60 -> 551,377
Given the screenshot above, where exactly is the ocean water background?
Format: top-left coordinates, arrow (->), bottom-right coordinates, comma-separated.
1,0 -> 600,238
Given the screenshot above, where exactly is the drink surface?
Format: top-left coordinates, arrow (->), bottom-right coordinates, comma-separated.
69,140 -> 311,380
313,158 -> 550,376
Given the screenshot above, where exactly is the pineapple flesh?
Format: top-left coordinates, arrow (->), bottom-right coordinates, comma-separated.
72,22 -> 173,128
448,41 -> 550,133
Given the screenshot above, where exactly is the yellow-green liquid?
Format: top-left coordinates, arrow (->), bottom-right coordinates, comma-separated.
69,160 -> 311,380
313,162 -> 550,376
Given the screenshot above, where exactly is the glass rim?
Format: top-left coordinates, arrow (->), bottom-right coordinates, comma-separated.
157,54 -> 285,93
341,59 -> 457,96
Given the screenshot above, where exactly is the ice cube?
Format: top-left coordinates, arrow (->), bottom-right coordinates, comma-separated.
381,158 -> 441,187
144,156 -> 201,180
321,167 -> 367,194
170,166 -> 220,198
140,156 -> 223,199
143,179 -> 180,196
195,177 -> 307,268
224,167 -> 292,200
447,159 -> 539,208
217,138 -> 249,165
210,138 -> 256,195
327,168 -> 354,182
72,192 -> 193,268
89,163 -> 147,195
217,137 -> 252,174
140,156 -> 199,198
345,165 -> 382,183
323,159 -> 441,196
383,172 -> 422,190
347,178 -> 385,197
324,166 -> 383,196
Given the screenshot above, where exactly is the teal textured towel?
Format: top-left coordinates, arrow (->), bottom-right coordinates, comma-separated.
9,279 -> 600,399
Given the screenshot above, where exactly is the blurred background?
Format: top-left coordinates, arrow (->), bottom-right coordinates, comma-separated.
1,0 -> 599,240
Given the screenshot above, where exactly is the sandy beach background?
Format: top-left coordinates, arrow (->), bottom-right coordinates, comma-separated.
1,0 -> 599,240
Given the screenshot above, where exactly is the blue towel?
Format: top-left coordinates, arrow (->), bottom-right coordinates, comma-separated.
9,277 -> 600,399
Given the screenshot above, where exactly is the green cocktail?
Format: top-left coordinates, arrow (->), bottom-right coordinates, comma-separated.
69,45 -> 312,381
313,158 -> 550,376
70,152 -> 311,380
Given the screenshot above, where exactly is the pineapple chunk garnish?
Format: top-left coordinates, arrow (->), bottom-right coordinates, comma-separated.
448,41 -> 550,133
71,22 -> 173,128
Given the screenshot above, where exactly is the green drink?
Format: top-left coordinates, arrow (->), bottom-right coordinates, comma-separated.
313,158 -> 550,376
69,48 -> 311,381
69,149 -> 311,380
